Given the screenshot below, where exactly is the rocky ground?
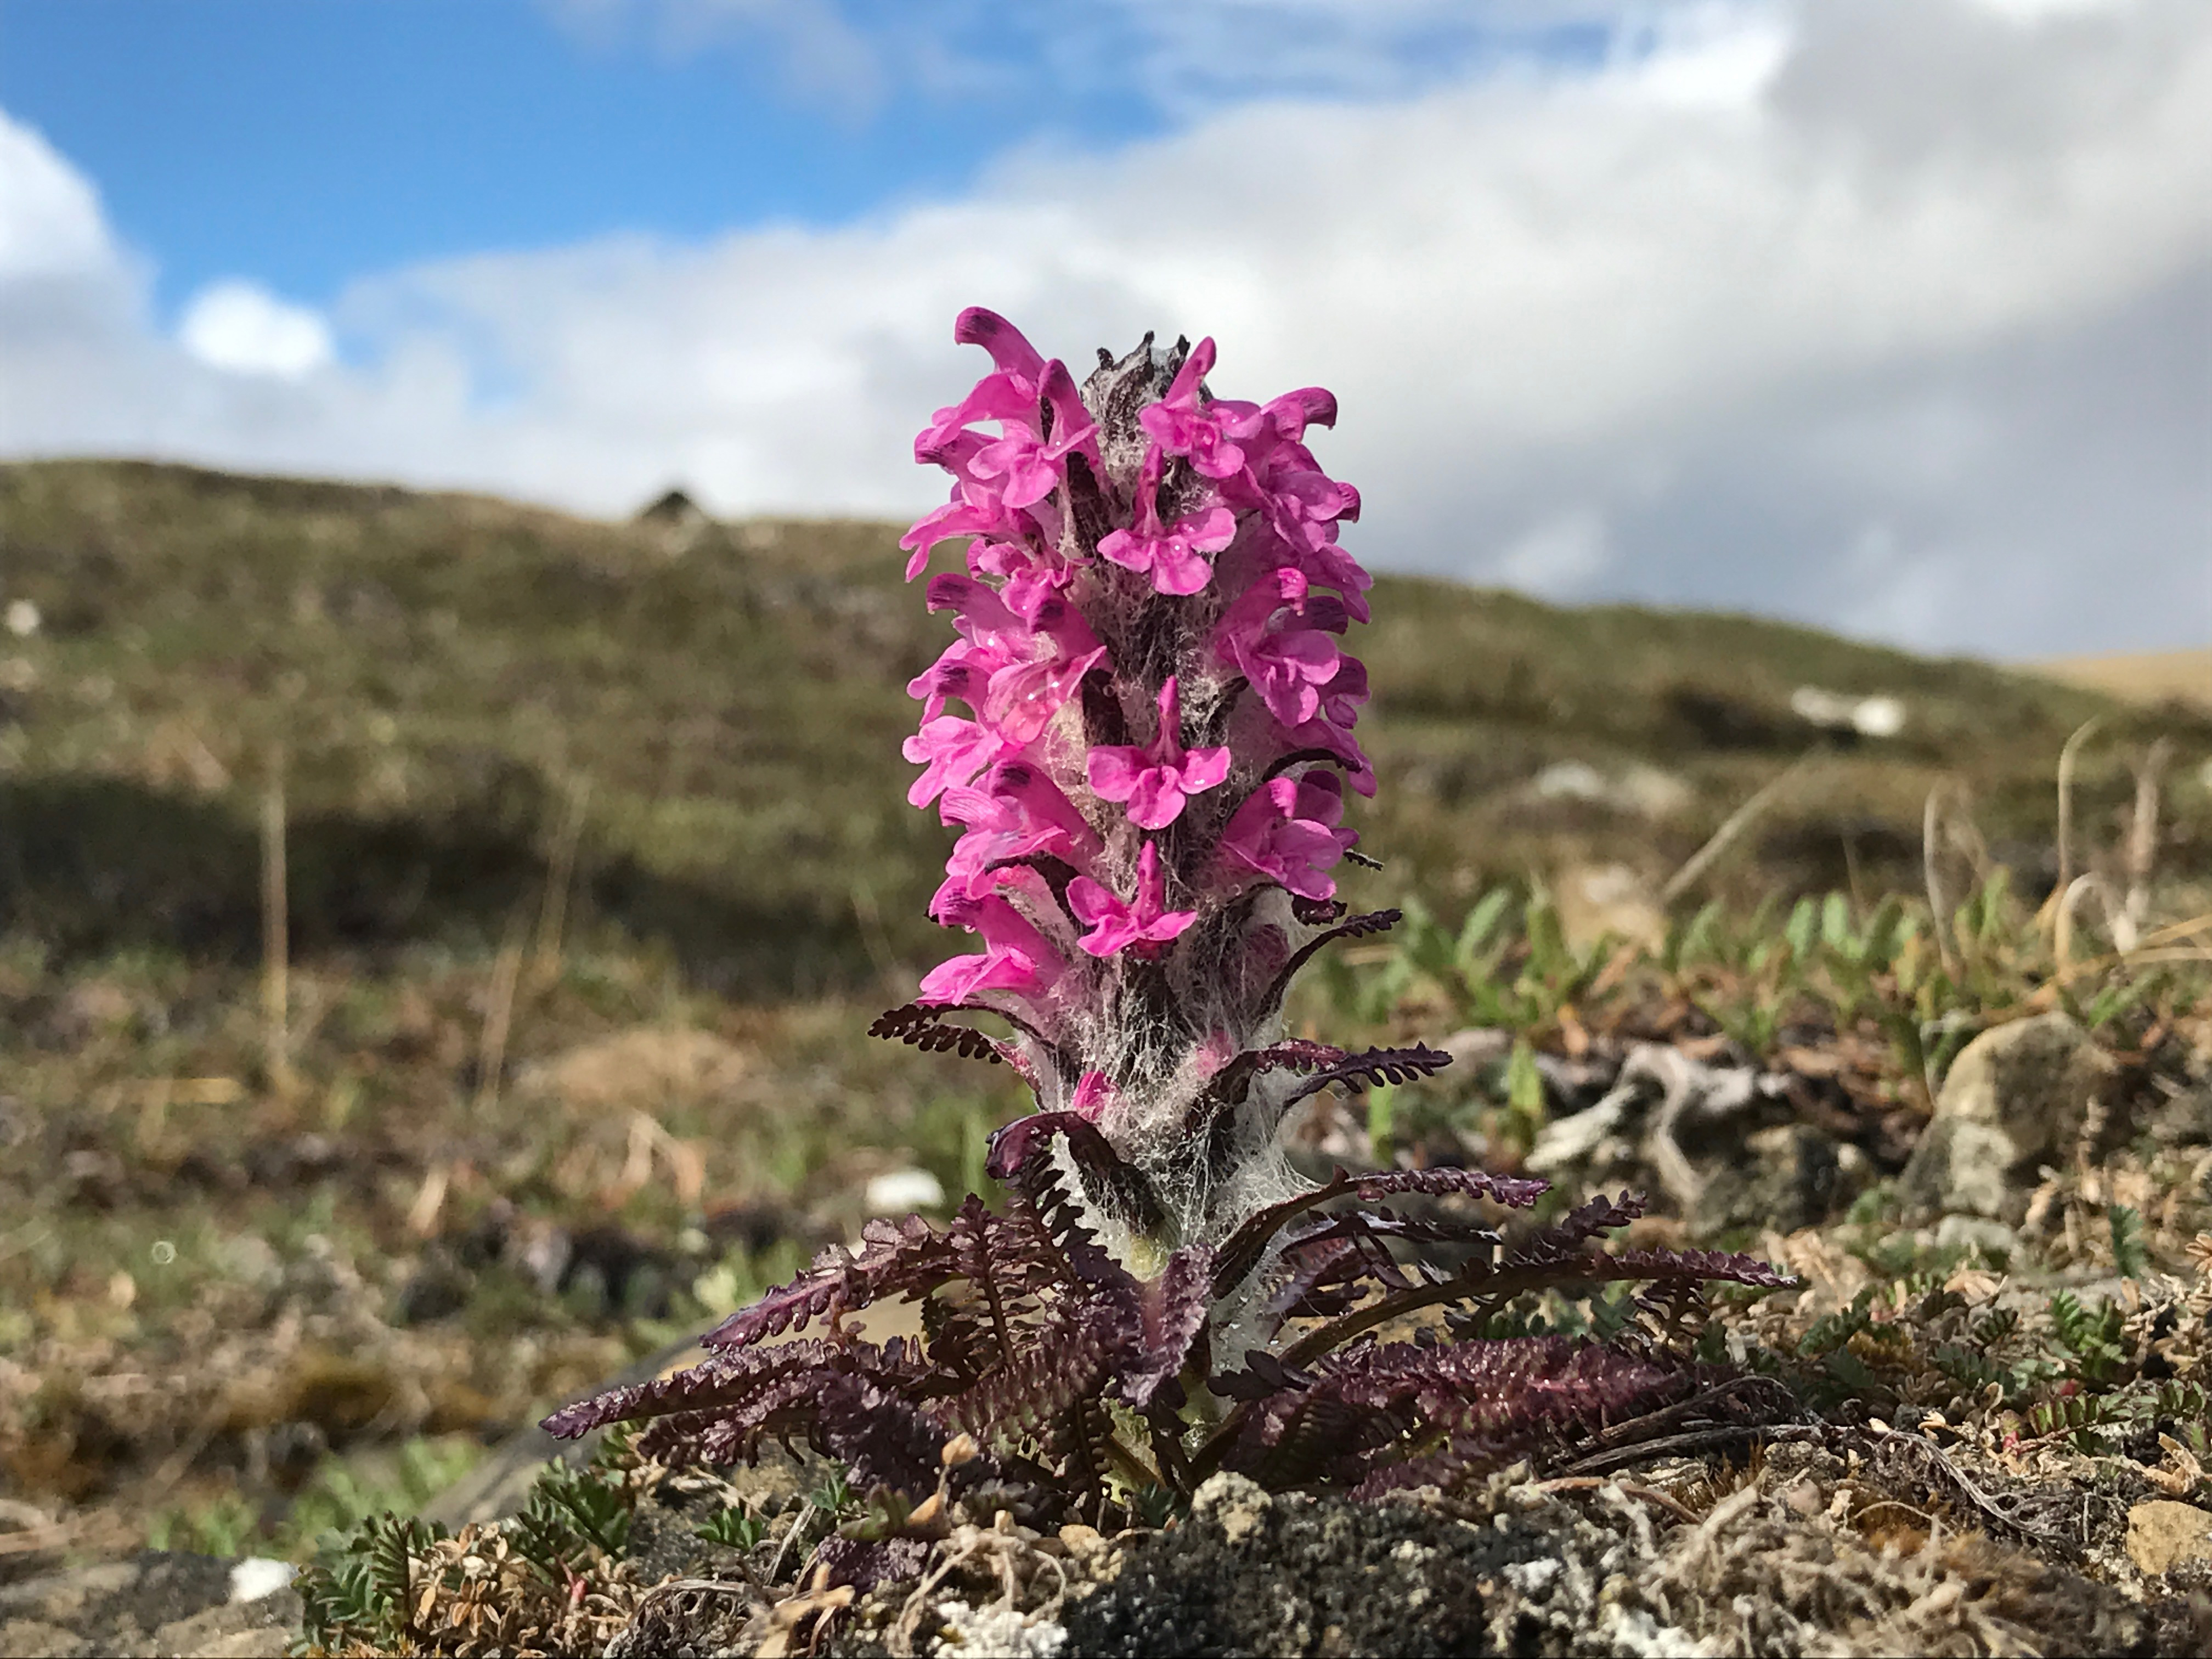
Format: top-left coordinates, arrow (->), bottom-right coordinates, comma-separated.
5,977 -> 2209,1655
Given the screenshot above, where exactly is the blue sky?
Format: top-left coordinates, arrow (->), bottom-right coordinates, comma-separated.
0,0 -> 1610,317
0,0 -> 2206,658
0,0 -> 1164,315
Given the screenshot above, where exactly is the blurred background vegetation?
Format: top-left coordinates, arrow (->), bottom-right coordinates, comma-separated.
1,458 -> 2206,1563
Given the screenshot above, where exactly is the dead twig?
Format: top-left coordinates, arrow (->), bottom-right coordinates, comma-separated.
2124,737 -> 2172,938
531,772 -> 593,987
1529,1475 -> 1700,1525
2051,716 -> 2102,919
473,907 -> 530,1115
1661,753 -> 1813,906
260,744 -> 295,1097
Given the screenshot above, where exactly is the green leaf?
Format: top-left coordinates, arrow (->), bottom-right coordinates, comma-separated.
1820,891 -> 1852,954
1675,900 -> 1725,969
1455,888 -> 1515,971
696,1505 -> 768,1550
1367,1083 -> 1399,1167
1785,898 -> 1818,966
2108,1204 -> 2149,1280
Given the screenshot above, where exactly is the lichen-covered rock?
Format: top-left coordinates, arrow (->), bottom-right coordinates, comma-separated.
1900,1013 -> 2118,1221
2129,1501 -> 2212,1578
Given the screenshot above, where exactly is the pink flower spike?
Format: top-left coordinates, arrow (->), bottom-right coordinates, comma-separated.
1067,842 -> 1197,958
1085,677 -> 1232,831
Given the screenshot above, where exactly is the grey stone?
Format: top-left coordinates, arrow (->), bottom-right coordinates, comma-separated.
0,1553 -> 298,1658
1900,1118 -> 2020,1221
1899,1013 -> 2117,1221
1692,1124 -> 1862,1242
1934,1213 -> 2019,1262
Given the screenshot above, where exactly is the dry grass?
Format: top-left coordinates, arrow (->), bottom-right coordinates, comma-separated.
2031,650 -> 2212,714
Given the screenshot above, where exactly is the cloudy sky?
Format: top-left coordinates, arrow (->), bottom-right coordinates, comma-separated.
2,0 -> 2207,658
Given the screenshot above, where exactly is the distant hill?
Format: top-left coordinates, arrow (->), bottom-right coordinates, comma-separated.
2031,648 -> 2212,713
2,460 -> 2203,995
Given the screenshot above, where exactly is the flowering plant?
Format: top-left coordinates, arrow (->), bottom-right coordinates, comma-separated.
548,314 -> 1790,1547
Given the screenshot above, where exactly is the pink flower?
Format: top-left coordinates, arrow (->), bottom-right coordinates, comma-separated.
899,493 -> 1026,582
1216,773 -> 1357,900
916,372 -> 1038,461
964,363 -> 1101,510
1097,448 -> 1237,596
921,575 -> 1107,744
902,715 -> 1009,807
938,762 -> 1102,901
1085,678 -> 1231,831
1067,842 -> 1197,959
955,307 -> 1047,384
917,891 -> 1064,1005
1138,337 -> 1247,481
1068,1070 -> 1117,1122
1214,569 -> 1343,727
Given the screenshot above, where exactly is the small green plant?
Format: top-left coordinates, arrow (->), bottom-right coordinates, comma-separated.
281,1436 -> 483,1558
695,1503 -> 770,1550
147,1489 -> 258,1557
2108,1204 -> 2149,1280
296,1511 -> 439,1656
510,1455 -> 634,1581
806,1465 -> 854,1520
2047,1290 -> 2130,1387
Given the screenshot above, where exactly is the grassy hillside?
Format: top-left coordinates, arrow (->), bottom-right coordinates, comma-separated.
1,458 -> 2206,1561
4,458 -> 2199,996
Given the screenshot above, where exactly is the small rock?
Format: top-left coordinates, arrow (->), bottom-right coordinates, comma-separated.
864,1167 -> 946,1215
1899,1013 -> 2117,1221
1692,1124 -> 1857,1241
934,1598 -> 1069,1658
1190,1471 -> 1272,1544
393,1255 -> 471,1325
1527,1094 -> 1630,1177
1933,1213 -> 2018,1262
2128,1500 -> 2212,1577
1554,862 -> 1667,953
1791,685 -> 1906,739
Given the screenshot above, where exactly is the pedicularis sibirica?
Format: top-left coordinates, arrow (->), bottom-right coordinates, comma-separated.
549,315 -> 1791,1550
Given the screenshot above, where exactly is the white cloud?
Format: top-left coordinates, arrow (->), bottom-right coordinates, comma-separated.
2,0 -> 2208,658
0,112 -> 116,283
178,281 -> 336,380
551,0 -> 889,115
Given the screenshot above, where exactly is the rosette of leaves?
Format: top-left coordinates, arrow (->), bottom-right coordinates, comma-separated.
545,1115 -> 1790,1519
